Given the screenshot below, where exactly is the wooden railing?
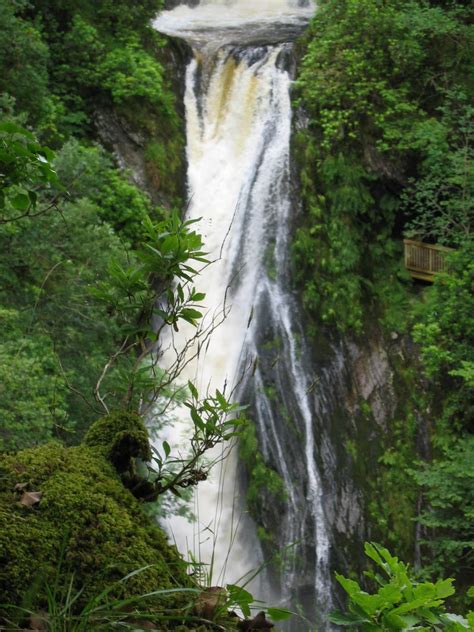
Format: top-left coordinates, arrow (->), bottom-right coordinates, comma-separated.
404,239 -> 454,282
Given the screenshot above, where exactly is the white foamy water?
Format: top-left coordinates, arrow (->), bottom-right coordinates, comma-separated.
152,0 -> 333,622
155,41 -> 296,587
154,0 -> 314,48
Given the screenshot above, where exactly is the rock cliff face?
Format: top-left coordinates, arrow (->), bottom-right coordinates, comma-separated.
94,107 -> 157,198
93,36 -> 190,209
242,320 -> 421,620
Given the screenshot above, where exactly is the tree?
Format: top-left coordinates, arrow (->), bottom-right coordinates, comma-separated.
0,124 -> 244,502
0,0 -> 49,123
90,211 -> 245,499
403,97 -> 473,247
414,437 -> 474,588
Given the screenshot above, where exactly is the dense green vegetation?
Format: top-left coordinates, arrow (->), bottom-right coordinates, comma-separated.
0,0 -> 185,450
330,543 -> 473,630
0,412 -> 263,631
294,0 -> 473,605
294,0 -> 472,332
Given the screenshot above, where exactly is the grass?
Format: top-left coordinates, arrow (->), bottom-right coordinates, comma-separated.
0,565 -> 203,632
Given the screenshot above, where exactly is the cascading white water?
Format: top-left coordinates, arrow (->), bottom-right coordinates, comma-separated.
153,0 -> 333,625
156,1 -> 314,49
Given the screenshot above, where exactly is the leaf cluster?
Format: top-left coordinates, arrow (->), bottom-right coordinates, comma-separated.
0,122 -> 60,219
330,543 -> 473,630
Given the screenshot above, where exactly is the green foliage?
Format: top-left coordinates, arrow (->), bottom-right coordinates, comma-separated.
403,97 -> 473,247
297,1 -> 472,158
55,15 -> 105,91
0,122 -> 60,218
414,436 -> 474,587
0,120 -> 182,449
0,193 -> 128,447
101,38 -> 171,112
0,0 -> 49,123
409,239 -> 473,570
368,413 -> 419,563
292,150 -> 372,332
0,0 -> 183,197
92,212 -> 206,336
329,543 -> 472,630
239,421 -> 286,515
54,139 -> 155,244
31,0 -> 179,145
86,212 -> 209,415
0,309 -> 68,451
412,244 -> 474,389
294,0 -> 473,332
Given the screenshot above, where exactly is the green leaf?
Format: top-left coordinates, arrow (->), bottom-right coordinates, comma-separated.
181,308 -> 203,320
434,578 -> 455,600
391,597 -> 443,616
188,381 -> 199,400
439,613 -> 470,628
215,389 -> 228,409
190,407 -> 204,431
335,573 -> 362,598
11,193 -> 30,211
0,122 -> 34,137
28,191 -> 38,208
266,607 -> 292,622
226,584 -> 253,618
328,610 -> 368,626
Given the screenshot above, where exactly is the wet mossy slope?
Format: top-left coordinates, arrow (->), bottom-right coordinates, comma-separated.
0,412 -> 190,617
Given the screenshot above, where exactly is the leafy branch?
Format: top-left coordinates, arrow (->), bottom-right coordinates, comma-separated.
89,211 -> 247,502
329,542 -> 473,630
0,122 -> 63,223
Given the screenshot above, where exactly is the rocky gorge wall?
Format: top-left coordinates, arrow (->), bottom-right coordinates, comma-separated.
93,34 -> 190,209
240,315 -> 425,615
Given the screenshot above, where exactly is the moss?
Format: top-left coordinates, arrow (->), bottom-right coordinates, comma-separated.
84,410 -> 152,472
263,242 -> 277,282
361,354 -> 421,563
0,438 -> 189,615
261,335 -> 282,354
239,422 -> 286,516
280,404 -> 303,440
145,134 -> 184,204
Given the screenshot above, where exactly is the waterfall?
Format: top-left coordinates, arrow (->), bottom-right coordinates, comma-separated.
153,1 -> 334,627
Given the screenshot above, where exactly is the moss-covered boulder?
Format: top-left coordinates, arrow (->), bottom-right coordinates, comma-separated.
84,409 -> 152,472
0,412 -> 189,618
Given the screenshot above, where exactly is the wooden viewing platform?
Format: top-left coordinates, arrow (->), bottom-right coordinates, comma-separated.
404,239 -> 454,282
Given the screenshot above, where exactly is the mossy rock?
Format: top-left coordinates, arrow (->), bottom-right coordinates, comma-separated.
84,409 -> 152,472
0,413 -> 247,630
0,414 -> 190,618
